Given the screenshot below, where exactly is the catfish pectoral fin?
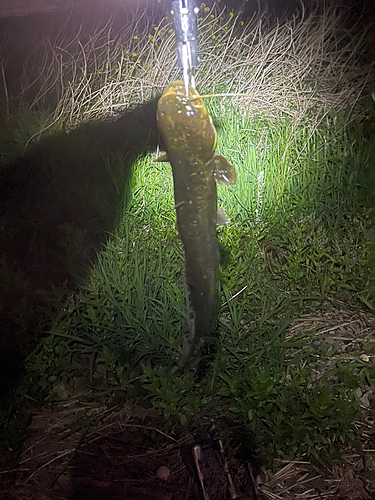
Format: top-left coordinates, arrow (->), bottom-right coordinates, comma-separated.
213,154 -> 237,185
216,209 -> 231,226
153,153 -> 169,162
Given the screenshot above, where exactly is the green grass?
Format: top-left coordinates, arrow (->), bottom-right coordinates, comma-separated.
1,1 -> 374,470
21,103 -> 373,467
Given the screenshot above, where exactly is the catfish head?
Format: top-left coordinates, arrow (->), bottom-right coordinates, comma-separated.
155,80 -> 237,188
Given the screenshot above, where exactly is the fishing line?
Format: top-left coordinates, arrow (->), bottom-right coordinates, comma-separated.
187,93 -> 248,102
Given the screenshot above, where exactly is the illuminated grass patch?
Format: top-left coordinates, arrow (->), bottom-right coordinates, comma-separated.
34,104 -> 373,464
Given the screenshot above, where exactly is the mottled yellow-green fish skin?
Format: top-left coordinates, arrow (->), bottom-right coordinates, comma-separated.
155,81 -> 236,362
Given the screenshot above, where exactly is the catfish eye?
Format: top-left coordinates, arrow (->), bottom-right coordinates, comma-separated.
185,105 -> 196,117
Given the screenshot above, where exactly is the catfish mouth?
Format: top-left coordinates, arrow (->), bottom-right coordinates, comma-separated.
161,80 -> 200,100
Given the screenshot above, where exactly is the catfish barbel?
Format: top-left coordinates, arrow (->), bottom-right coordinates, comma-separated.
154,81 -> 236,364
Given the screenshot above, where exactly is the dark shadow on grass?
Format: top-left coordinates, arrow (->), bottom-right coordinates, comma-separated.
0,97 -> 161,394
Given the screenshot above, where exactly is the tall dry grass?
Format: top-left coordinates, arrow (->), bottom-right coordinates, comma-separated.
0,2 -> 371,131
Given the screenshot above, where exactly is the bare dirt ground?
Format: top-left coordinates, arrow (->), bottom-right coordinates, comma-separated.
1,307 -> 374,500
0,394 -> 374,500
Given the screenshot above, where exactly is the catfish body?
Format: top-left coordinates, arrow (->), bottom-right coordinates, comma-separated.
155,81 -> 236,361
